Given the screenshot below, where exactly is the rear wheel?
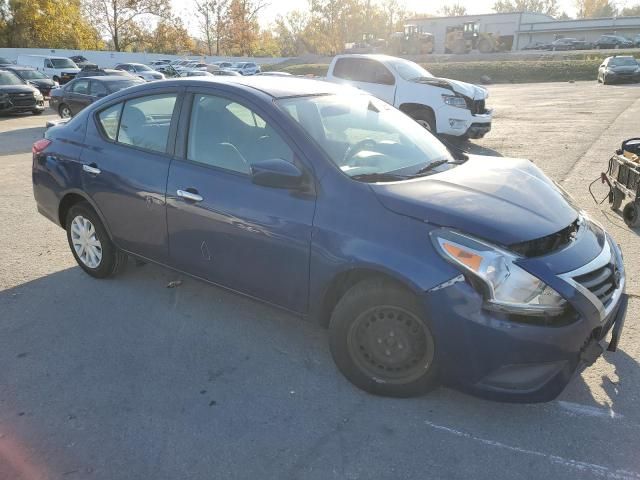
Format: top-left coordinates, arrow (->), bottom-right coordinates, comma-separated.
609,187 -> 624,210
329,279 -> 438,397
622,201 -> 640,228
65,202 -> 127,278
59,103 -> 71,118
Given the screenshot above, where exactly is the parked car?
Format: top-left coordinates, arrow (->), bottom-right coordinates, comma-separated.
209,69 -> 241,76
113,63 -> 165,81
634,34 -> 640,47
521,41 -> 549,50
2,66 -> 58,97
178,70 -> 215,77
327,54 -> 492,139
257,71 -> 293,77
0,69 -> 45,115
598,56 -> 640,84
49,75 -> 144,118
212,61 -> 234,69
550,38 -> 578,51
230,62 -> 261,75
76,66 -> 132,79
594,35 -> 634,49
149,59 -> 172,67
69,55 -> 96,69
32,76 -> 628,403
0,56 -> 13,66
16,54 -> 80,84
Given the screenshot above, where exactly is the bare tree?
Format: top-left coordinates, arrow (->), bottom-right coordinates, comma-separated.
84,0 -> 172,51
440,3 -> 468,16
195,0 -> 230,56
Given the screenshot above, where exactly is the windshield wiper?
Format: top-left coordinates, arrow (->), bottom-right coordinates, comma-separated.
410,159 -> 453,177
351,172 -> 408,182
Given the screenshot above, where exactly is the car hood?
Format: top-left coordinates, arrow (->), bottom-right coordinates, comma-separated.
370,156 -> 578,246
413,77 -> 487,100
0,85 -> 38,95
28,79 -> 55,87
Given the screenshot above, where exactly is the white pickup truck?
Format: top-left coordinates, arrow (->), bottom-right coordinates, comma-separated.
326,54 -> 492,139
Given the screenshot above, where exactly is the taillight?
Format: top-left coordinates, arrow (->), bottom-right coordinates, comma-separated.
32,138 -> 51,155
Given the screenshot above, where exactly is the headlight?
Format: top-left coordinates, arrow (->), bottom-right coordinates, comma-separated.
431,229 -> 567,316
34,91 -> 43,100
442,94 -> 468,109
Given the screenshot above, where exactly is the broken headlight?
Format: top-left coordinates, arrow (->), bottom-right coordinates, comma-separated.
431,229 -> 566,316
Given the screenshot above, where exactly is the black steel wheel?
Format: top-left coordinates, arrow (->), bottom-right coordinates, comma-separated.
329,278 -> 438,397
622,201 -> 640,228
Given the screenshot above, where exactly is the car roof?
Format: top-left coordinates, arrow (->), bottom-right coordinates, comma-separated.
79,76 -> 142,82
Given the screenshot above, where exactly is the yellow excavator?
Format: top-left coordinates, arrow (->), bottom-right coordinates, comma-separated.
445,21 -> 504,54
389,24 -> 434,55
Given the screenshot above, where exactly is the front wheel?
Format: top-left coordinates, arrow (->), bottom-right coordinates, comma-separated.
65,202 -> 127,278
410,109 -> 436,134
59,103 -> 72,118
329,279 -> 438,397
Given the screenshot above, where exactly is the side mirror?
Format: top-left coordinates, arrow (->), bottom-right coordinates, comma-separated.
251,158 -> 305,190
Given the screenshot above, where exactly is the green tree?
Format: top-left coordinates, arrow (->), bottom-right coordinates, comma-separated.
620,4 -> 640,16
84,0 -> 171,51
493,0 -> 560,16
274,10 -> 309,56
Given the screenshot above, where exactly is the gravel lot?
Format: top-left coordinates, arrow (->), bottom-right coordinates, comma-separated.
1,81 -> 640,480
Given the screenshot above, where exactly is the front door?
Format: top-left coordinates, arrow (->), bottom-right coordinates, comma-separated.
166,91 -> 316,312
66,79 -> 93,115
80,89 -> 181,262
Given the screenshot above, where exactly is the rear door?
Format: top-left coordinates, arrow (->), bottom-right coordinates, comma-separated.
332,57 -> 396,104
165,88 -> 316,312
80,88 -> 182,262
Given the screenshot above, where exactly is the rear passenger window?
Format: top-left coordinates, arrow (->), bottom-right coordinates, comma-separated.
117,94 -> 177,153
97,103 -> 122,141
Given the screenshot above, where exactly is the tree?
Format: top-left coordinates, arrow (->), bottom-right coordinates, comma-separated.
84,0 -> 172,51
575,0 -> 617,17
146,17 -> 194,54
440,3 -> 467,16
274,10 -> 309,56
620,4 -> 640,16
195,0 -> 229,55
225,0 -> 266,56
1,0 -> 101,49
493,0 -> 560,17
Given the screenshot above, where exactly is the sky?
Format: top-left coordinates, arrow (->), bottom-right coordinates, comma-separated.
171,0 -> 637,36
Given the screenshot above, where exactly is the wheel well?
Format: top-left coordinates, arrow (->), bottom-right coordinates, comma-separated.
318,269 -> 413,327
399,103 -> 436,127
58,193 -> 87,226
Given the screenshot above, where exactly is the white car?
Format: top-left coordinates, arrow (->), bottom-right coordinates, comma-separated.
16,54 -> 80,85
113,63 -> 165,82
230,62 -> 261,75
326,54 -> 492,139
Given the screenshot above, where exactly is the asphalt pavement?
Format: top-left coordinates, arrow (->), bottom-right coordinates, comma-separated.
1,81 -> 640,480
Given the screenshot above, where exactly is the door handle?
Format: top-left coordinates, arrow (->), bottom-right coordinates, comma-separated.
82,164 -> 101,175
177,189 -> 203,202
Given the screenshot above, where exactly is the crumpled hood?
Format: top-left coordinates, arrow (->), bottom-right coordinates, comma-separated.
414,76 -> 488,100
370,156 -> 578,246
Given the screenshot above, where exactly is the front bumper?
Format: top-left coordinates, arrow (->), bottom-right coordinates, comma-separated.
606,72 -> 640,83
0,98 -> 45,113
436,104 -> 493,138
424,234 -> 626,403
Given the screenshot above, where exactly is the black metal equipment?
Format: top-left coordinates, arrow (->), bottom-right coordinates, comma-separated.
600,138 -> 640,228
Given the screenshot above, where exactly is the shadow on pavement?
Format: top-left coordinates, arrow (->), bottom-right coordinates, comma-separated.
0,126 -> 46,155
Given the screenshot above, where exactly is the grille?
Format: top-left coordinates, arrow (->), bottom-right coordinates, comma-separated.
9,93 -> 35,107
574,263 -> 618,307
509,220 -> 579,257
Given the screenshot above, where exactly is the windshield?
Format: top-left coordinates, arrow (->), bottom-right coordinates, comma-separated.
0,71 -> 25,85
17,69 -> 48,80
277,94 -> 453,180
50,58 -> 77,68
388,58 -> 433,81
611,57 -> 638,67
134,64 -> 152,71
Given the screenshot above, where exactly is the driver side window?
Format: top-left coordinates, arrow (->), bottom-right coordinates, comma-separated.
187,94 -> 294,174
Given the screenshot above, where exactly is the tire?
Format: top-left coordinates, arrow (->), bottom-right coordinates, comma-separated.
329,278 -> 438,398
622,201 -> 640,228
65,201 -> 127,278
59,103 -> 72,118
602,75 -> 609,85
609,187 -> 624,211
410,109 -> 436,134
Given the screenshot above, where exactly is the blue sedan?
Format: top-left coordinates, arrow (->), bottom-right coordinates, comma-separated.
32,77 -> 627,402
